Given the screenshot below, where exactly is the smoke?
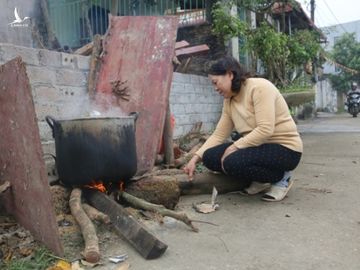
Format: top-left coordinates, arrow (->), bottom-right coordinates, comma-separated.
61,92 -> 127,119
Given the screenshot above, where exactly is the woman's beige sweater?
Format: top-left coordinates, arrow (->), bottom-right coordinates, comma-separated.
196,77 -> 303,158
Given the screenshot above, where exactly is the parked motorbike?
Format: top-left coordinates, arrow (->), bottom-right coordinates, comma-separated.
346,92 -> 360,117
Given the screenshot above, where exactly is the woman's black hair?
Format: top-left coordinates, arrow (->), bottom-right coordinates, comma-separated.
208,56 -> 252,93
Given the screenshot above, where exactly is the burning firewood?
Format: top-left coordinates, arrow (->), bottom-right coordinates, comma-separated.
69,188 -> 100,263
83,189 -> 168,260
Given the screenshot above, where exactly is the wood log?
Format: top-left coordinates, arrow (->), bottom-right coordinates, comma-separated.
69,188 -> 100,263
83,189 -> 168,260
174,142 -> 203,168
87,34 -> 102,99
125,176 -> 180,210
129,170 -> 249,198
130,172 -> 249,196
175,40 -> 190,50
175,172 -> 248,195
175,44 -> 210,58
82,203 -> 110,224
74,41 -> 94,56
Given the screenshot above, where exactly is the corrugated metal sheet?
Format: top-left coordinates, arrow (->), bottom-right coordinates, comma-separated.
0,57 -> 63,256
96,16 -> 178,174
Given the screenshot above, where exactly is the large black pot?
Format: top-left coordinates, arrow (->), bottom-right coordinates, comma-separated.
45,113 -> 138,185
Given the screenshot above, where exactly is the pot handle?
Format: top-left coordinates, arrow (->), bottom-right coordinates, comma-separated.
45,115 -> 56,131
45,116 -> 58,138
129,112 -> 139,122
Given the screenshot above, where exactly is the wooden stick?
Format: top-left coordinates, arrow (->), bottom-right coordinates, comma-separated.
74,41 -> 94,56
163,105 -> 175,166
69,188 -> 100,263
119,191 -> 199,232
0,181 -> 10,194
82,203 -> 110,224
87,34 -> 102,99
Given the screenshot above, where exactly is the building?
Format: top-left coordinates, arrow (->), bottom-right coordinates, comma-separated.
321,20 -> 360,74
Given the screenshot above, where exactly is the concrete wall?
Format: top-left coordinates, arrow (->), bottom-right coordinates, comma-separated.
315,79 -> 338,112
0,0 -> 39,47
0,43 -> 222,156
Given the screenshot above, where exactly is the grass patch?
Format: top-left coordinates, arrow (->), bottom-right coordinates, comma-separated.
1,247 -> 57,270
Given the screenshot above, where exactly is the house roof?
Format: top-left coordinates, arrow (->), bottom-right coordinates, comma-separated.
271,1 -> 326,41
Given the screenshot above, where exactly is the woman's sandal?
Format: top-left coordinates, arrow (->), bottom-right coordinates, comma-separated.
261,179 -> 294,202
239,182 -> 271,195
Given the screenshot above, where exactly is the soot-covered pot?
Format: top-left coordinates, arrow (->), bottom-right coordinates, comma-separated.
45,113 -> 138,185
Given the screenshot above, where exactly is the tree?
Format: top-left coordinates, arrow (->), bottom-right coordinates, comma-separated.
328,33 -> 360,94
211,1 -> 321,87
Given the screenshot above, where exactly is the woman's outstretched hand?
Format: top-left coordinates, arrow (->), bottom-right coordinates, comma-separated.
183,155 -> 201,181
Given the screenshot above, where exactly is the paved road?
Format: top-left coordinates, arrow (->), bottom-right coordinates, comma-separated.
298,112 -> 360,133
99,112 -> 360,270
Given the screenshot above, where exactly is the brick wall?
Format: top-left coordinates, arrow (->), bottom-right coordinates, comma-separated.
0,43 -> 222,155
0,43 -> 90,156
170,72 -> 222,138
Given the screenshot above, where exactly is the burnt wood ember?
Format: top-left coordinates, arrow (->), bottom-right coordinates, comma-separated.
83,189 -> 168,260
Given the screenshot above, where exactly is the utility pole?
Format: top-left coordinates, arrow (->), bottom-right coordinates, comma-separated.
310,0 -> 315,22
310,0 -> 318,82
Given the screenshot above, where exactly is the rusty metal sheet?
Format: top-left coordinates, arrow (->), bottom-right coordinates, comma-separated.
0,57 -> 63,256
96,16 -> 178,175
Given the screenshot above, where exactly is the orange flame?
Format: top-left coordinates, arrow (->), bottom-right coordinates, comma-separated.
84,180 -> 107,193
119,181 -> 125,191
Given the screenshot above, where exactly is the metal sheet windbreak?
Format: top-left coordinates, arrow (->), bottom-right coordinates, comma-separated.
0,57 -> 63,256
96,16 -> 178,174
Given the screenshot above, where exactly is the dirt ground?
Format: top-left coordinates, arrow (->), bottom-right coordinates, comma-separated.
2,112 -> 360,270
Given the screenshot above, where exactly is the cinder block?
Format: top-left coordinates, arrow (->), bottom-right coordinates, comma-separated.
58,86 -> 88,97
184,84 -> 195,93
55,69 -> 87,87
26,66 -> 56,84
190,74 -> 200,84
76,55 -> 90,70
33,102 -> 61,122
33,85 -> 60,102
61,52 -> 76,68
38,121 -> 54,142
44,157 -> 58,184
170,103 -> 186,115
173,125 -> 184,138
172,72 -> 190,83
41,140 -> 56,157
199,76 -> 210,85
38,49 -> 61,67
170,82 -> 185,94
0,44 -> 39,65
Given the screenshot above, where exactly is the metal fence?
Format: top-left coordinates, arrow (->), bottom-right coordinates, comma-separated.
48,0 -> 206,48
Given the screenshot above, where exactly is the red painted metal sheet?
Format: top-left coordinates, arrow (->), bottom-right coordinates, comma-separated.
0,57 -> 63,256
96,16 -> 179,175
